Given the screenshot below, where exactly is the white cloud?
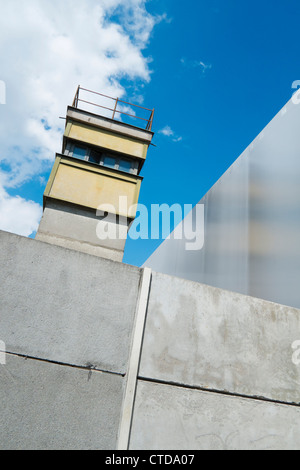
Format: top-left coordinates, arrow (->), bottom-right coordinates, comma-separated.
181,57 -> 212,73
159,125 -> 174,137
0,0 -> 160,236
197,60 -> 212,72
159,125 -> 182,143
0,186 -> 42,237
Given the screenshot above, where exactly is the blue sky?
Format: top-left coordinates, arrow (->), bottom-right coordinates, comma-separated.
1,0 -> 300,267
124,0 -> 300,265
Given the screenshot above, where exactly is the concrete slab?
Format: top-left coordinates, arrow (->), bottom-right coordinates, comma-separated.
0,353 -> 124,450
139,271 -> 300,404
130,380 -> 300,450
0,230 -> 141,374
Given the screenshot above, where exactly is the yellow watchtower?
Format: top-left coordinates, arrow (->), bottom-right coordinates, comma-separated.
36,86 -> 154,261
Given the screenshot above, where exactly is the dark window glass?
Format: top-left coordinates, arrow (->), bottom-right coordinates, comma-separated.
73,146 -> 87,160
119,159 -> 132,173
89,150 -> 101,164
103,156 -> 116,169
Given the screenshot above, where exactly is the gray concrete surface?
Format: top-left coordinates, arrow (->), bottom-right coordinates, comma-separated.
2,229 -> 300,450
130,380 -> 300,450
0,353 -> 123,450
35,231 -> 124,262
139,271 -> 300,404
0,230 -> 141,375
36,200 -> 128,261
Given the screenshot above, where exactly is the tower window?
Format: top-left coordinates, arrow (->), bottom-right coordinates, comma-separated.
89,149 -> 102,164
65,142 -> 138,175
119,159 -> 132,173
72,145 -> 87,160
103,155 -> 116,169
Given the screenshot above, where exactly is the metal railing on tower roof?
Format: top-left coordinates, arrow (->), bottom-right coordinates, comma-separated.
72,86 -> 154,131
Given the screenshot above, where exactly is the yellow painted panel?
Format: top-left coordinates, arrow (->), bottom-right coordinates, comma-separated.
60,156 -> 136,182
66,122 -> 148,160
48,162 -> 141,218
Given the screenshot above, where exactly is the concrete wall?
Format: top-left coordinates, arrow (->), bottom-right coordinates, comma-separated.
130,381 -> 300,450
139,272 -> 300,404
36,200 -> 128,261
129,271 -> 300,450
0,230 -> 142,449
1,230 -> 300,450
1,354 -> 123,450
